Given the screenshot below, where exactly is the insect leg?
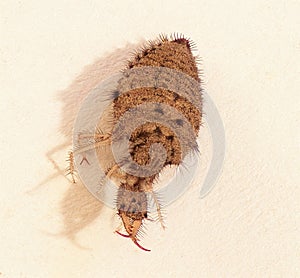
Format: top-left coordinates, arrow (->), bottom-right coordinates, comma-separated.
74,132 -> 111,165
78,132 -> 111,141
150,191 -> 166,230
66,150 -> 76,183
106,164 -> 120,179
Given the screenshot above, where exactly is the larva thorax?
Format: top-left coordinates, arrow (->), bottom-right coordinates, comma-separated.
110,34 -> 202,251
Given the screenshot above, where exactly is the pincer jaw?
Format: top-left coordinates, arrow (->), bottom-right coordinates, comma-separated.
115,230 -> 151,252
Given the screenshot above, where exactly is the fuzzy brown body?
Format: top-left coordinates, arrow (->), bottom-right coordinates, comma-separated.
110,34 -> 202,251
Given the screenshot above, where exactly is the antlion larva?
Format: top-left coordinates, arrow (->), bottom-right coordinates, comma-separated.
70,33 -> 203,252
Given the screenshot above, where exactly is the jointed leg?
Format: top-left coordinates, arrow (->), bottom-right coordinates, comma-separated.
67,132 -> 112,183
73,131 -> 111,165
66,151 -> 76,183
150,191 -> 166,230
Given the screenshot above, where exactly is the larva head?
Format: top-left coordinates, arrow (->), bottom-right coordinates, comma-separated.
116,182 -> 150,251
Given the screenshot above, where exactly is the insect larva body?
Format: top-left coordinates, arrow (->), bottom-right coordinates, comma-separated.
110,34 -> 202,251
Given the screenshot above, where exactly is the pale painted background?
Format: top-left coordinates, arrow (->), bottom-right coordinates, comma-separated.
1,1 -> 299,277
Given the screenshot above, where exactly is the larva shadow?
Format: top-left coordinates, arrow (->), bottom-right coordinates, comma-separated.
59,180 -> 102,248
57,42 -> 144,138
49,42 -> 144,247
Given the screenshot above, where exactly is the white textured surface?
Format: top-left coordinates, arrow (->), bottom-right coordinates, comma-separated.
1,1 -> 299,277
